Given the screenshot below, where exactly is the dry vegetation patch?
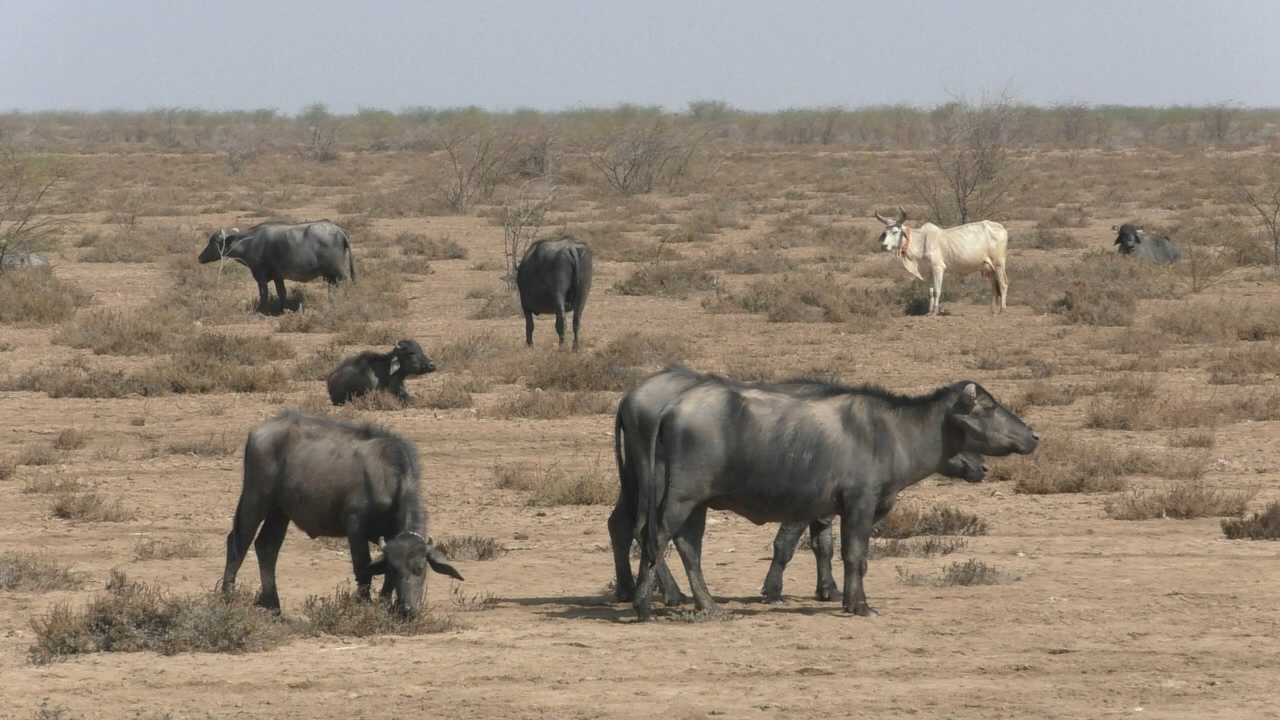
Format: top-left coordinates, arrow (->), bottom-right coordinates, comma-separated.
896,559 -> 1016,587
0,553 -> 87,592
874,503 -> 988,538
1221,501 -> 1280,540
1104,480 -> 1256,520
436,535 -> 509,561
871,537 -> 969,559
0,270 -> 93,327
51,492 -> 137,522
991,435 -> 1206,494
491,459 -> 613,506
133,538 -> 205,561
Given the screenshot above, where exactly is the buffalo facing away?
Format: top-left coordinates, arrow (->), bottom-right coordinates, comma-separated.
197,220 -> 355,311
1113,223 -> 1181,263
515,237 -> 593,349
222,411 -> 463,614
634,379 -> 1038,620
327,339 -> 437,405
609,366 -> 990,607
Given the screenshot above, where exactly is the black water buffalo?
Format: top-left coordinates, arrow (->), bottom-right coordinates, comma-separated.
327,339 -> 437,405
222,411 -> 462,614
608,366 -> 989,606
760,449 -> 987,604
198,220 -> 356,311
634,379 -> 1038,620
1113,224 -> 1181,263
515,237 -> 593,349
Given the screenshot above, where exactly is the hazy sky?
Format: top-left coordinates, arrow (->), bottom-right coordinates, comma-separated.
4,0 -> 1277,114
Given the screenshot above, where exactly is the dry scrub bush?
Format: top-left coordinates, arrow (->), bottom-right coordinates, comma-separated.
437,535 -> 508,561
397,232 -> 467,260
17,444 -> 59,467
133,538 -> 205,561
613,260 -> 715,298
706,272 -> 896,326
1150,302 -> 1280,344
1221,502 -> 1280,540
874,503 -> 988,539
469,291 -> 522,319
574,224 -> 657,262
53,309 -> 180,356
292,343 -> 347,381
29,570 -> 297,664
0,270 -> 93,327
0,457 -> 15,481
1105,480 -> 1256,520
1017,381 -> 1083,408
52,429 -> 87,451
991,435 -> 1205,494
275,269 -> 408,332
165,434 -> 236,457
0,553 -> 87,592
417,377 -> 475,409
1207,344 -> 1280,385
896,559 -> 1015,587
870,537 -> 968,559
51,492 -> 136,522
492,458 -> 613,506
433,331 -> 508,373
711,247 -> 798,275
450,585 -> 499,612
161,261 -> 257,325
1042,252 -> 1183,326
301,586 -> 455,636
24,473 -> 87,495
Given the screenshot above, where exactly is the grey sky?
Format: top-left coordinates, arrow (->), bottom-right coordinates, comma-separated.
4,0 -> 1277,114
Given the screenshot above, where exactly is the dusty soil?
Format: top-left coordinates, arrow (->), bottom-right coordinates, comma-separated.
2,147 -> 1280,720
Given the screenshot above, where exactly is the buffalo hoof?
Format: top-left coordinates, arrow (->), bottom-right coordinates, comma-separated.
815,584 -> 839,602
762,594 -> 786,605
661,590 -> 687,607
843,602 -> 879,617
614,585 -> 636,604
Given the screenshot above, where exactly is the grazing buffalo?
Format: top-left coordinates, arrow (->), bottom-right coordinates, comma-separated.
515,237 -> 593,349
222,411 -> 462,614
1113,224 -> 1181,263
875,207 -> 1010,315
760,450 -> 987,604
635,379 -> 1038,620
327,339 -> 437,405
0,252 -> 49,270
197,220 -> 355,311
608,366 -> 990,606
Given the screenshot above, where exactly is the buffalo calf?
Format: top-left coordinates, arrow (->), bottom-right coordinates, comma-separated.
327,339 -> 437,405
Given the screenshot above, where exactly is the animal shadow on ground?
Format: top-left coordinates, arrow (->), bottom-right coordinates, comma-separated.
252,291 -> 305,316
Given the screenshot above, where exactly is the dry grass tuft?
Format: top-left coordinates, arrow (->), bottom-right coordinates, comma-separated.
51,492 -> 136,522
874,503 -> 988,539
469,291 -> 523,320
1104,480 -> 1257,520
165,434 -> 236,457
1221,502 -> 1280,540
613,261 -> 714,298
24,473 -> 87,495
0,270 -> 93,327
417,377 -> 475,409
870,537 -> 969,559
52,429 -> 88,451
482,390 -> 614,419
133,538 -> 205,561
437,535 -> 508,562
398,232 -> 467,260
28,570 -> 296,664
491,458 -> 613,506
896,559 -> 1016,587
0,553 -> 87,592
449,585 -> 499,612
301,586 -> 456,637
17,444 -> 59,467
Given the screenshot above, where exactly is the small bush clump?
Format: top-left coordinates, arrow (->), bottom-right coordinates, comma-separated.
437,535 -> 508,562
0,270 -> 93,327
896,559 -> 1016,587
870,537 -> 968,559
0,552 -> 87,592
133,538 -> 205,561
1104,480 -> 1257,520
612,261 -> 714,298
301,586 -> 455,637
491,459 -> 613,506
1221,502 -> 1280,540
51,492 -> 137,522
874,503 -> 988,539
482,390 -> 614,419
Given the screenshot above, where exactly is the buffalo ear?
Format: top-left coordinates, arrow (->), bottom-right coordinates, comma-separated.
388,358 -> 401,376
956,382 -> 978,410
367,556 -> 388,576
426,545 -> 464,581
1111,225 -> 1120,232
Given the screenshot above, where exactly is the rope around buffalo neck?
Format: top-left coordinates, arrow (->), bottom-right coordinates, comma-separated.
901,225 -> 913,258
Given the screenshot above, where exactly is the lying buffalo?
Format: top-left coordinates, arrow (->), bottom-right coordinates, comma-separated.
609,366 -> 989,606
327,339 -> 437,405
198,220 -> 355,311
635,379 -> 1038,620
1113,223 -> 1181,263
222,411 -> 462,614
0,252 -> 49,270
515,237 -> 593,349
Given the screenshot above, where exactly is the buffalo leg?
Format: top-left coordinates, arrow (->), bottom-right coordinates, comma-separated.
347,532 -> 375,601
761,522 -> 806,603
522,305 -> 535,346
554,305 -> 567,347
839,503 -> 877,617
274,278 -> 288,311
255,281 -> 271,314
222,498 -> 264,597
607,500 -> 637,602
671,506 -> 714,612
571,307 -> 582,350
253,508 -> 291,611
809,518 -> 838,601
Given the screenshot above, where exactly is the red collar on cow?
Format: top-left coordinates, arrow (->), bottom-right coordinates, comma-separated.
900,225 -> 912,258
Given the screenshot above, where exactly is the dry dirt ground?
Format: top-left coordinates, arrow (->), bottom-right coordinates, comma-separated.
2,146 -> 1279,720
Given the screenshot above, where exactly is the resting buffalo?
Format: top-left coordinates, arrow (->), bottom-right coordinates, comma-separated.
327,339 -> 437,405
222,411 -> 462,614
609,366 -> 989,606
0,252 -> 49,270
1113,224 -> 1181,263
515,237 -> 593,349
635,379 -> 1038,620
198,220 -> 355,311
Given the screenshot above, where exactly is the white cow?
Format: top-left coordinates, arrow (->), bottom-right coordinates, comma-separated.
874,207 -> 1009,316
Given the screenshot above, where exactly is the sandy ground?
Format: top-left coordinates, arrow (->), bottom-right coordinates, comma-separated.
2,167 -> 1279,720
